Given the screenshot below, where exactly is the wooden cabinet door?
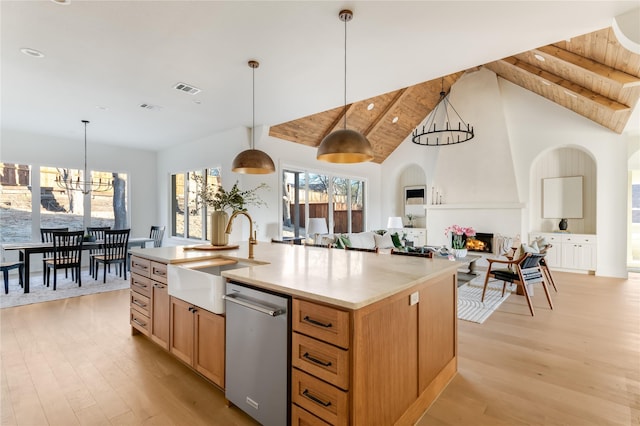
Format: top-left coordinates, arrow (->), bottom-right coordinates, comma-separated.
193,308 -> 225,388
170,297 -> 194,365
151,282 -> 170,350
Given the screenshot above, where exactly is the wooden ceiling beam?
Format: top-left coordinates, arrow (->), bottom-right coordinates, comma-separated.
534,45 -> 640,88
321,103 -> 356,141
497,56 -> 630,111
363,88 -> 409,137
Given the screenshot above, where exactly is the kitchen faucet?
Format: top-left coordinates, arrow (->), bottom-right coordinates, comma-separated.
225,211 -> 257,259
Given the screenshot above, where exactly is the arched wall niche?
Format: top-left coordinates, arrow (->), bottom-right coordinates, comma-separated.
530,145 -> 597,234
397,164 -> 426,228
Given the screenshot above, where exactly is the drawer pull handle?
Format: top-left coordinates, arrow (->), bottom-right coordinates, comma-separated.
134,263 -> 148,270
303,316 -> 332,328
132,318 -> 146,327
154,269 -> 166,276
303,352 -> 332,367
302,389 -> 331,407
132,281 -> 148,289
132,299 -> 147,308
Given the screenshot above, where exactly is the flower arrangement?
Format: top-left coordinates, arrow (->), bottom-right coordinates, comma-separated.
444,224 -> 476,249
192,175 -> 268,212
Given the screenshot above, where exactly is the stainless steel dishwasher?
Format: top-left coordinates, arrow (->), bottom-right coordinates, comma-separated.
224,281 -> 290,426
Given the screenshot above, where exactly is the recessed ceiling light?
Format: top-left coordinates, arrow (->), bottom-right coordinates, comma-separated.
193,100 -> 202,105
564,91 -> 578,98
367,103 -> 375,111
139,103 -> 163,111
96,106 -> 109,111
20,48 -> 44,58
534,54 -> 545,61
51,0 -> 71,4
541,81 -> 551,86
392,116 -> 399,124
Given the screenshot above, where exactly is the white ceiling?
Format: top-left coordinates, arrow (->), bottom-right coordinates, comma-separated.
1,1 -> 637,151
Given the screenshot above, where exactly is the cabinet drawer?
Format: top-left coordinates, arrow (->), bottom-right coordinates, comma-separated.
292,404 -> 332,426
293,299 -> 350,349
292,333 -> 349,390
130,274 -> 152,298
292,369 -> 348,426
130,291 -> 150,317
130,309 -> 150,336
562,234 -> 595,245
130,256 -> 151,278
151,261 -> 168,284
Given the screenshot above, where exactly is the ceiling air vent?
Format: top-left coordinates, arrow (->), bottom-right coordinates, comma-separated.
139,103 -> 163,111
173,82 -> 201,95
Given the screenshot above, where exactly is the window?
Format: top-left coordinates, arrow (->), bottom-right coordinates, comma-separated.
282,168 -> 366,238
632,184 -> 640,223
171,167 -> 220,241
0,163 -> 32,243
0,164 -> 128,243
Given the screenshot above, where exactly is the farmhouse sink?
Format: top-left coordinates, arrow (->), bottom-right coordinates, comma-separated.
167,258 -> 257,314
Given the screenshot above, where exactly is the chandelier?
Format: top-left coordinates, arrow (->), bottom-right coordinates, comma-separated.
412,79 -> 474,146
56,120 -> 113,194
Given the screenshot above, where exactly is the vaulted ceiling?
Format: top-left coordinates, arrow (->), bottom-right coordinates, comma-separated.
270,26 -> 640,164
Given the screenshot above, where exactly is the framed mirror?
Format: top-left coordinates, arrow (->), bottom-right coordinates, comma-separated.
542,176 -> 583,219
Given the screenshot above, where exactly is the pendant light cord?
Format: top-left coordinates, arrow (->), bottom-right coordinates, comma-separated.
83,120 -> 89,182
252,65 -> 255,150
343,13 -> 347,130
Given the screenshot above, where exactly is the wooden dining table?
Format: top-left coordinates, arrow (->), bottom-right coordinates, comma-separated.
2,237 -> 153,293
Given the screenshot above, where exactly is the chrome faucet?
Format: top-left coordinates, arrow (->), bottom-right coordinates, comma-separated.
225,210 -> 257,259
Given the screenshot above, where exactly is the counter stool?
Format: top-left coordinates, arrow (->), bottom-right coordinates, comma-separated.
1,261 -> 24,294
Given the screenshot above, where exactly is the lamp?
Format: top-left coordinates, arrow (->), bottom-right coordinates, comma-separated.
55,120 -> 112,195
231,60 -> 276,174
412,78 -> 474,146
387,216 -> 404,230
307,217 -> 328,244
316,9 -> 373,163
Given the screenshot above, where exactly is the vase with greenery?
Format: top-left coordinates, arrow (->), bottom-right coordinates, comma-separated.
192,175 -> 267,246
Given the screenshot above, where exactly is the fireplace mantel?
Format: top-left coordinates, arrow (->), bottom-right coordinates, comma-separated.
427,203 -> 525,210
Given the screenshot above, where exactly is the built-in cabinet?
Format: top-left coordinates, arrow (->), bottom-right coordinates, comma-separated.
291,270 -> 457,425
529,233 -> 597,272
403,228 -> 426,247
170,297 -> 225,388
130,254 -> 225,389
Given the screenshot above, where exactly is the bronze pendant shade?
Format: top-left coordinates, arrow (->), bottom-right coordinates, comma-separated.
232,60 -> 275,174
316,9 -> 373,164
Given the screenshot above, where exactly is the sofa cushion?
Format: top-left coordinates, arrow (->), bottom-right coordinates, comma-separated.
347,232 -> 376,249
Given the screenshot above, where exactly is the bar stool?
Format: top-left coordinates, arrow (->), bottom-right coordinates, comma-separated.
1,261 -> 24,294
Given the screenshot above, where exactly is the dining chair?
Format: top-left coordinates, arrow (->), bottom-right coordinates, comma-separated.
40,227 -> 69,283
1,261 -> 23,294
481,252 -> 553,316
93,229 -> 130,283
150,226 -> 165,248
45,231 -> 84,290
86,226 -> 110,275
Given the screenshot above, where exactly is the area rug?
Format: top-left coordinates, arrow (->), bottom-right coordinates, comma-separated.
1,268 -> 129,309
457,277 -> 515,324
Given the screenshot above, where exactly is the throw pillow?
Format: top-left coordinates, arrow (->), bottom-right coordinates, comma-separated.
373,232 -> 394,249
391,232 -> 403,248
522,242 -> 540,254
340,234 -> 352,248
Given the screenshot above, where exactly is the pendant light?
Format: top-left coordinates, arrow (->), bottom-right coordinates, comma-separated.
316,9 -> 373,163
231,60 -> 276,174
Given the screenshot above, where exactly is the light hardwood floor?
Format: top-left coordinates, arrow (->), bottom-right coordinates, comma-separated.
1,272 -> 638,425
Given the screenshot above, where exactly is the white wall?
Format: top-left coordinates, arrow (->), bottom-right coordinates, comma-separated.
0,128 -> 157,239
156,126 -> 381,245
381,68 -> 634,278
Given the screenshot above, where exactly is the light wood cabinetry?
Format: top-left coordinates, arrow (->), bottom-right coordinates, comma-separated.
404,228 -> 426,247
130,255 -> 170,345
291,271 -> 457,425
170,296 -> 225,388
530,233 -> 596,272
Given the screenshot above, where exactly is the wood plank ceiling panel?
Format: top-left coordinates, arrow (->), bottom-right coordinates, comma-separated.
270,26 -> 640,163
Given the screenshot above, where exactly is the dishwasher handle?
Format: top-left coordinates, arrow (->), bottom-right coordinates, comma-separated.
223,293 -> 286,317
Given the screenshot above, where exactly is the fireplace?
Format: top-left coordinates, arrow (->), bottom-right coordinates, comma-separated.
466,232 -> 493,253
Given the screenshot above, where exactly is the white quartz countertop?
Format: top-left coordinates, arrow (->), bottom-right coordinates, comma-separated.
129,242 -> 460,310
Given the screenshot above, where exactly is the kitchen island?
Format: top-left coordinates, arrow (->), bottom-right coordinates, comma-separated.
129,242 -> 460,425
